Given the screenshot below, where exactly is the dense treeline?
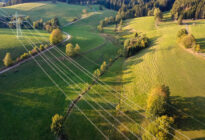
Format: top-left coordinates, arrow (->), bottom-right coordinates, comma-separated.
171,0 -> 205,19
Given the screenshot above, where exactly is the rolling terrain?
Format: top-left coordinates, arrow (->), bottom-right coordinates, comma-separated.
0,2 -> 119,140
103,12 -> 205,139
0,1 -> 205,140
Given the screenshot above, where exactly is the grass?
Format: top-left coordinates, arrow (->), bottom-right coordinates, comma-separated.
1,2 -> 205,139
0,2 -> 120,140
108,12 -> 205,139
0,28 -> 49,68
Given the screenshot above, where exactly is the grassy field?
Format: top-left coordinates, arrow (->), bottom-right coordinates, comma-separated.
1,2 -> 205,139
104,12 -> 205,139
0,28 -> 49,68
0,2 -> 121,140
2,1 -> 99,26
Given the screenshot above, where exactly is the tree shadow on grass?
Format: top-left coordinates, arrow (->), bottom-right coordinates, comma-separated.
170,96 -> 205,131
192,138 -> 205,140
196,38 -> 205,52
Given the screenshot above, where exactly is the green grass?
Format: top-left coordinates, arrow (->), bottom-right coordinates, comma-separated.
0,3 -> 119,140
2,1 -> 99,25
113,13 -> 205,139
0,28 -> 49,68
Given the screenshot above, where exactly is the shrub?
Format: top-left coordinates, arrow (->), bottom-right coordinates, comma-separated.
20,53 -> 29,60
97,25 -> 103,32
39,44 -> 45,51
142,116 -> 175,140
181,34 -> 196,48
93,68 -> 101,78
50,114 -> 64,137
100,61 -> 107,72
194,44 -> 201,53
50,28 -> 63,45
66,43 -> 74,56
74,44 -> 80,54
146,85 -> 170,117
3,53 -> 13,67
177,28 -> 188,38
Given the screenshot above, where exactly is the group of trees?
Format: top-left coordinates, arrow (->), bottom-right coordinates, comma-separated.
0,15 -> 60,33
65,43 -> 80,57
177,28 -> 201,52
0,16 -> 32,29
50,114 -> 67,139
33,17 -> 60,32
2,28 -> 62,68
93,61 -> 107,78
171,0 -> 205,20
2,44 -> 50,67
124,32 -> 149,57
143,85 -> 175,140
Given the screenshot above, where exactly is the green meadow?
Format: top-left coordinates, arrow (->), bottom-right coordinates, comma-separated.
0,2 -> 120,140
103,12 -> 205,139
0,1 -> 205,140
0,28 -> 49,68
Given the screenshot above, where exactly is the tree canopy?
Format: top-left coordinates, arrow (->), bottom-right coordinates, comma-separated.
49,28 -> 63,45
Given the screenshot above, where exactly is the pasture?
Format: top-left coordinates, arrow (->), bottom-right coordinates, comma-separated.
107,12 -> 205,139
0,2 -> 119,140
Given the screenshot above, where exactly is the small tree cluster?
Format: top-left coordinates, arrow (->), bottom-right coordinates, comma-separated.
124,33 -> 149,57
33,17 -> 60,32
142,115 -> 175,140
16,44 -> 49,62
146,85 -> 170,117
50,28 -> 63,45
50,114 -> 64,138
93,68 -> 101,78
44,17 -> 60,32
177,28 -> 200,52
93,61 -> 108,79
100,61 -> 107,73
66,43 -> 80,57
33,18 -> 44,29
143,85 -> 175,140
97,16 -> 116,32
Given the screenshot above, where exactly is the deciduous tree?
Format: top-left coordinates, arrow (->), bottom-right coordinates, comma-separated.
3,52 -> 13,67
49,28 -> 63,45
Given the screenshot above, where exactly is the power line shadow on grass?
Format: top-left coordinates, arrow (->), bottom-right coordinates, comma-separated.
192,138 -> 205,140
170,96 -> 205,131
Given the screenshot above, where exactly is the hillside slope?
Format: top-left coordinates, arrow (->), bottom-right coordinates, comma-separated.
120,13 -> 205,139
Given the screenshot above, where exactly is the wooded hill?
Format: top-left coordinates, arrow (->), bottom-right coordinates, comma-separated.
171,0 -> 205,19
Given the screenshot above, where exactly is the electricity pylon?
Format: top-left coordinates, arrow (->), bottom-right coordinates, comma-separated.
15,12 -> 22,38
10,12 -> 23,39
